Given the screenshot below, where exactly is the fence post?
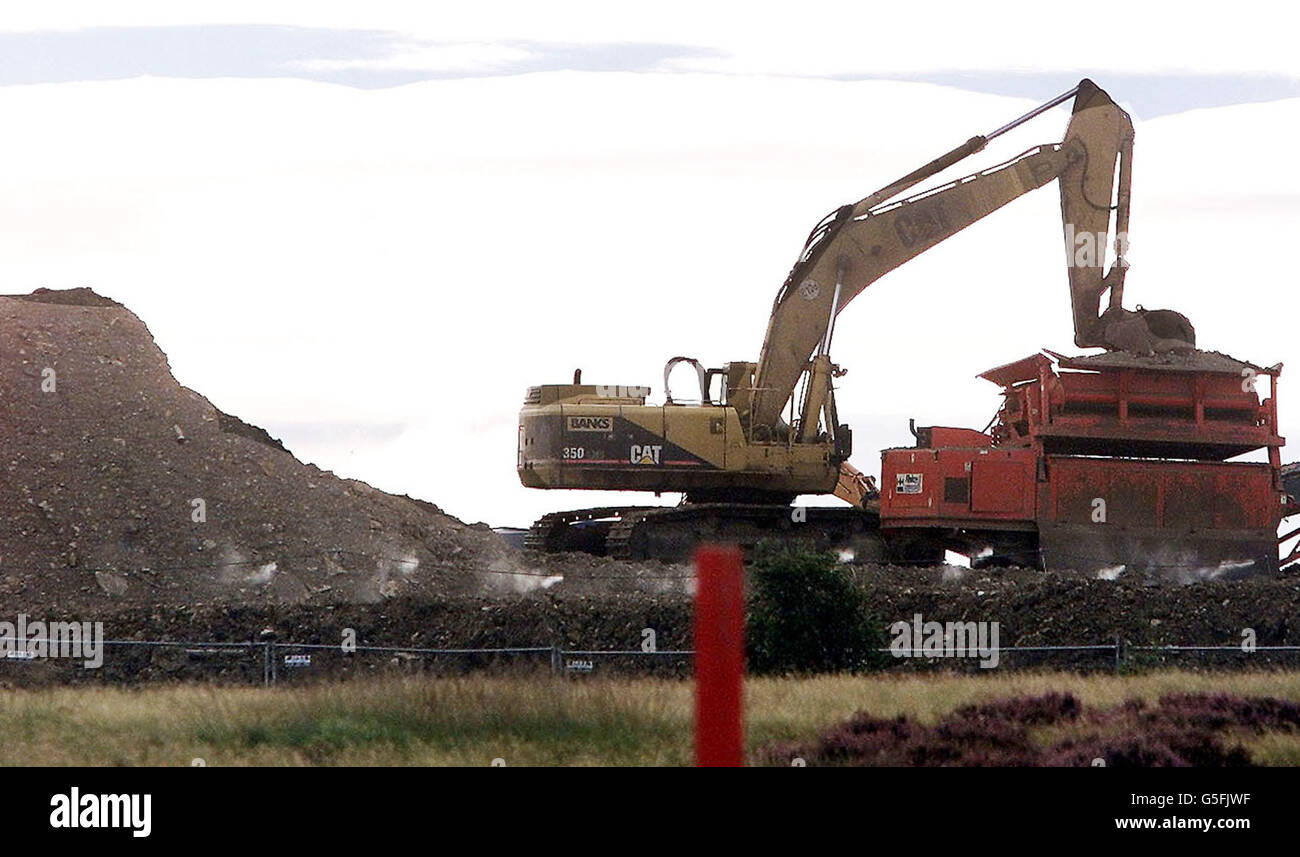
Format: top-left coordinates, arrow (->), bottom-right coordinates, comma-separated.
551,646 -> 562,675
694,545 -> 745,767
1114,635 -> 1122,673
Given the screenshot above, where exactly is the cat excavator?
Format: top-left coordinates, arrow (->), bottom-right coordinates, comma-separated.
518,80 -> 1289,574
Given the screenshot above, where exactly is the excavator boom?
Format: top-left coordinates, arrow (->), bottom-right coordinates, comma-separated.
747,79 -> 1194,433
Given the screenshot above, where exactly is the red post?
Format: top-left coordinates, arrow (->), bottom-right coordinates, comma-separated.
694,544 -> 745,767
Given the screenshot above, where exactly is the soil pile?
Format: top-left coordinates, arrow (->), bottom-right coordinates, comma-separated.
851,564 -> 1300,667
0,287 -> 517,609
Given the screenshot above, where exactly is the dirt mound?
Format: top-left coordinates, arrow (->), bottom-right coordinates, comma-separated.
761,691 -> 1295,766
0,592 -> 696,685
0,287 -> 522,609
14,287 -> 123,308
1060,348 -> 1266,375
848,564 -> 1300,668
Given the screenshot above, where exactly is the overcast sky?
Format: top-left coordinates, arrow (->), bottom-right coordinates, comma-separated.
1,2 -> 1297,527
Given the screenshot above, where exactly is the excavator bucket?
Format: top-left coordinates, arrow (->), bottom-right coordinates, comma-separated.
1059,80 -> 1196,353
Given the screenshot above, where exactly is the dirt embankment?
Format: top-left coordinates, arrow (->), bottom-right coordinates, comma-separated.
69,565 -> 1299,654
0,288 -> 561,610
8,565 -> 1300,685
854,565 -> 1300,654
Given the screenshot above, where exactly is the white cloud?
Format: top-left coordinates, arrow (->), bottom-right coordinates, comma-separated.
291,41 -> 535,75
1,1 -> 1298,78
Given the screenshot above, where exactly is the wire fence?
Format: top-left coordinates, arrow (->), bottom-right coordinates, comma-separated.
6,635 -> 1300,684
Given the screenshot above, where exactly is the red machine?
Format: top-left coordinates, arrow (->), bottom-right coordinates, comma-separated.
881,351 -> 1288,574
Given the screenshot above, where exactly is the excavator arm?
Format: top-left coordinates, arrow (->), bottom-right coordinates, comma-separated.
746,79 -> 1195,435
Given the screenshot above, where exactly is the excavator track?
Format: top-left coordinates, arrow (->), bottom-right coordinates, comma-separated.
527,503 -> 928,564
524,506 -> 630,555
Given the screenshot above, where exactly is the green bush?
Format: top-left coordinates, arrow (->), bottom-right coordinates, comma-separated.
746,544 -> 884,675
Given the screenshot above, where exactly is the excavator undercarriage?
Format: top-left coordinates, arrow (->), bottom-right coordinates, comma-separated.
525,504 -> 896,563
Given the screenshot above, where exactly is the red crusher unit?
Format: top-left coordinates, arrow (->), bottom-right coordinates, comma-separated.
880,351 -> 1289,575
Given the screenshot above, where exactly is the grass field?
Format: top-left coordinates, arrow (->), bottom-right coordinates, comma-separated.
5,670 -> 1300,766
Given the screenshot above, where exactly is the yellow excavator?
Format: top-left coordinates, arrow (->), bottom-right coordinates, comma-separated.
517,80 -> 1209,564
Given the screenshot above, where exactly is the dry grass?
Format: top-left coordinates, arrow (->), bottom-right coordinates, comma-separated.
3,670 -> 1300,766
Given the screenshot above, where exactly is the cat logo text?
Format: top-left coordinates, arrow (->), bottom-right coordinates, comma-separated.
630,445 -> 662,465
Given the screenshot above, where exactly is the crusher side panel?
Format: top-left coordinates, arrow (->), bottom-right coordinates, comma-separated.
1038,456 -> 1280,575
